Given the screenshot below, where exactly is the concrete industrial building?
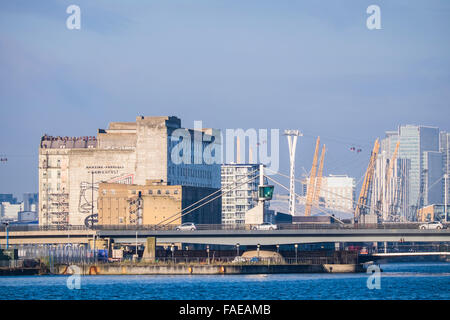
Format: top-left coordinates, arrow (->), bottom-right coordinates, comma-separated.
39,116 -> 221,227
97,180 -> 221,226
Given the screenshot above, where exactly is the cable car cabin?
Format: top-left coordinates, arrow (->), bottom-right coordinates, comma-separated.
258,185 -> 274,201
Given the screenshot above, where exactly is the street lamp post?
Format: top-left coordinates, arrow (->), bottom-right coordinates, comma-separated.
171,243 -> 175,263
236,243 -> 240,257
445,174 -> 448,223
276,244 -> 280,254
92,234 -> 96,263
135,231 -> 138,261
91,171 -> 95,229
206,245 -> 210,264
2,222 -> 9,249
294,244 -> 298,264
257,244 -> 260,258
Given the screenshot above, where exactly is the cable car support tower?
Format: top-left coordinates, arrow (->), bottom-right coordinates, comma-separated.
284,130 -> 303,216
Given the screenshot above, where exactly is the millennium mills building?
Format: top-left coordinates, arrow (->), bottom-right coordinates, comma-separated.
38,116 -> 221,227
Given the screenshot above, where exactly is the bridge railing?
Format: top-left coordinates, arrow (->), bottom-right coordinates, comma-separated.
0,225 -> 92,232
0,222 -> 443,232
76,256 -> 344,265
90,222 -> 428,231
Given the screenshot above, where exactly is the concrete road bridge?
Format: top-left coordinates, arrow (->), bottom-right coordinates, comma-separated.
0,229 -> 96,245
2,227 -> 450,246
101,229 -> 450,246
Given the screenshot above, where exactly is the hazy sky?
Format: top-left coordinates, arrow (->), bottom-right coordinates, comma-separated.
1,0 -> 449,198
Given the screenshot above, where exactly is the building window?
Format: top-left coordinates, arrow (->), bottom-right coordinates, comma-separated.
166,190 -> 170,195
148,190 -> 153,195
157,190 -> 161,195
174,189 -> 179,194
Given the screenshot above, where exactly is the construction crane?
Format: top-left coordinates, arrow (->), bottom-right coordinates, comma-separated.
384,141 -> 400,219
391,176 -> 404,221
355,139 -> 380,222
375,141 -> 400,218
305,137 -> 320,216
313,144 -> 326,208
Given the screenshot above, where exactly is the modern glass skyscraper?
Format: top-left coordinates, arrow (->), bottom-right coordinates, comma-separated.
440,132 -> 450,207
381,125 -> 442,220
423,151 -> 444,206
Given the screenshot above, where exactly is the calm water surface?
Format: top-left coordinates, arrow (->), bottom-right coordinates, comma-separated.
0,262 -> 449,300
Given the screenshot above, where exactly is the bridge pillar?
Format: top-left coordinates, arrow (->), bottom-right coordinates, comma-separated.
143,237 -> 156,262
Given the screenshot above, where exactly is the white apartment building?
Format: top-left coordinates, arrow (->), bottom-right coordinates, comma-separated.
221,164 -> 260,225
319,175 -> 355,213
0,202 -> 22,220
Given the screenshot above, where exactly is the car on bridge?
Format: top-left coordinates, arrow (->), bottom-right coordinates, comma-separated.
175,222 -> 197,231
419,221 -> 446,230
252,222 -> 278,231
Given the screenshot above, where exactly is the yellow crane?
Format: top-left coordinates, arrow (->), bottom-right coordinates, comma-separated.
305,137 -> 320,216
313,144 -> 326,208
386,142 -> 400,187
355,139 -> 380,221
376,141 -> 400,218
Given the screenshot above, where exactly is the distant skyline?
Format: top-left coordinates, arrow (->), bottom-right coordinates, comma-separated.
1,0 -> 449,196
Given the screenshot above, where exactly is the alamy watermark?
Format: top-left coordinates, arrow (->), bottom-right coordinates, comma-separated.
367,5 -> 381,30
66,5 -> 81,30
66,265 -> 82,290
170,121 -> 280,173
366,264 -> 381,290
66,5 -> 381,31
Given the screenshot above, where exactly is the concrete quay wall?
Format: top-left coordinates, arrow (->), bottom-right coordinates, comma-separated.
58,263 -> 365,275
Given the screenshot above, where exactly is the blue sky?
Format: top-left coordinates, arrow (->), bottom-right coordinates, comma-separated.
1,0 -> 449,198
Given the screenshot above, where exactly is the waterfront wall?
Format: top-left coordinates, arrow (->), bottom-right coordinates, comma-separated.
58,263 -> 365,275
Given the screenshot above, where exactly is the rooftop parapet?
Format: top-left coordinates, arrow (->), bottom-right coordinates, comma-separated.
40,135 -> 97,149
